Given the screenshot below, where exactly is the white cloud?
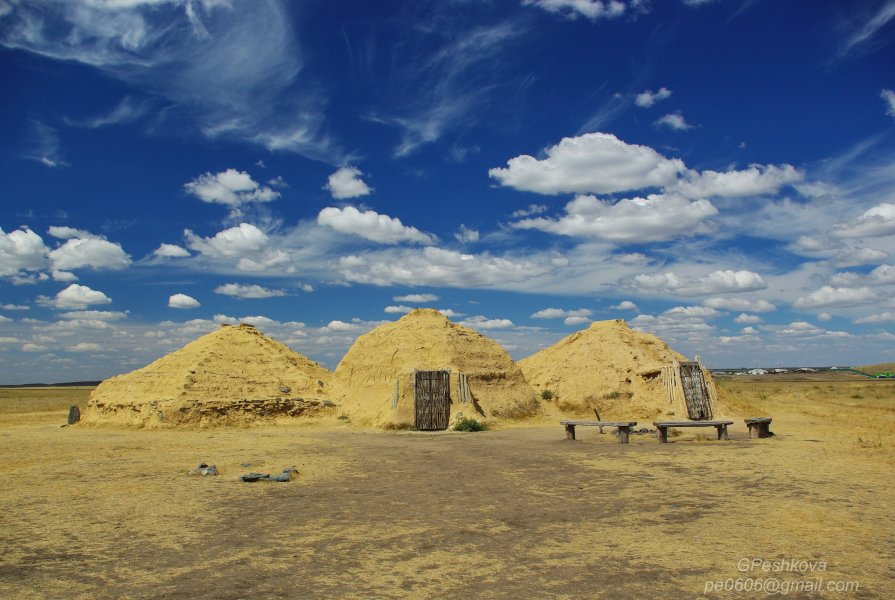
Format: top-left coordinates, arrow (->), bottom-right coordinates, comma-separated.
48,237 -> 131,272
394,293 -> 439,302
609,300 -> 639,311
47,226 -> 96,240
513,193 -> 717,242
654,112 -> 693,130
336,247 -> 550,288
741,326 -> 759,335
869,264 -> 895,284
531,308 -> 593,320
510,204 -> 548,218
384,305 -> 413,314
633,269 -> 767,296
794,286 -> 878,309
674,164 -> 803,198
153,243 -> 191,258
817,312 -> 833,322
59,310 -> 127,321
454,225 -> 479,244
168,293 -> 201,309
317,206 -> 437,245
831,203 -> 895,238
489,132 -> 685,195
523,0 -> 628,20
214,283 -> 287,299
184,168 -> 280,207
564,316 -> 591,326
438,309 -> 463,318
22,343 -> 48,353
854,311 -> 895,324
325,166 -> 372,199
702,297 -> 777,312
323,320 -> 363,332
663,305 -> 721,319
882,89 -> 895,117
185,223 -> 291,272
459,315 -> 515,330
734,313 -> 762,324
0,304 -> 29,311
54,284 -> 113,309
69,342 -> 101,352
635,87 -> 672,108
0,2 -> 340,161
0,227 -> 49,277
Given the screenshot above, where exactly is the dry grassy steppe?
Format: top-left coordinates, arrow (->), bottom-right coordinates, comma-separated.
0,377 -> 892,598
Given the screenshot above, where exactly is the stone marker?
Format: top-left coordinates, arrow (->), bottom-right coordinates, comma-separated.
67,405 -> 80,425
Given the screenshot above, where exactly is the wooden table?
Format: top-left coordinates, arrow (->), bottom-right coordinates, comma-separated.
561,421 -> 638,443
744,417 -> 773,438
652,420 -> 734,443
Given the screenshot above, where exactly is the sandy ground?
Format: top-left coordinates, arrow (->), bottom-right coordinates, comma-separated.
0,380 -> 893,599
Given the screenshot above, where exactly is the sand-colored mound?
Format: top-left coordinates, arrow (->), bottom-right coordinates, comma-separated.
83,324 -> 331,427
331,308 -> 540,428
520,319 -> 717,420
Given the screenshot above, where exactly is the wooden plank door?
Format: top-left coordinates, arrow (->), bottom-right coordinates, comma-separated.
679,362 -> 713,420
414,370 -> 451,430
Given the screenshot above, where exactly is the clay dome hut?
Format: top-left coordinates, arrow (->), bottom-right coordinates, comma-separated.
330,308 -> 540,429
82,323 -> 331,427
519,319 -> 718,421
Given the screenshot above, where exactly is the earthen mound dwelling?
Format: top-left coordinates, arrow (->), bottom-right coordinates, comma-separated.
330,308 -> 540,429
83,323 -> 331,427
519,319 -> 719,420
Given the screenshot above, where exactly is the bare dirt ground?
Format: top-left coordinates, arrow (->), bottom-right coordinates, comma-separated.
1,381 -> 893,599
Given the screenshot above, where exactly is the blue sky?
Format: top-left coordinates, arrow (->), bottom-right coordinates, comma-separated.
2,0 -> 895,383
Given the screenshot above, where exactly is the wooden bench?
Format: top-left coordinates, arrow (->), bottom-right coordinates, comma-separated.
744,417 -> 773,438
652,420 -> 734,443
561,421 -> 638,443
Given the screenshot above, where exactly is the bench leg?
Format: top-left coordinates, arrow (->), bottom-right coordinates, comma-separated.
656,426 -> 668,443
617,426 -> 630,444
748,424 -> 758,439
759,423 -> 771,438
565,423 -> 576,440
717,424 -> 729,440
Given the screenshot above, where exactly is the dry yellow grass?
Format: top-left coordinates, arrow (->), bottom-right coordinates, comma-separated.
0,379 -> 892,598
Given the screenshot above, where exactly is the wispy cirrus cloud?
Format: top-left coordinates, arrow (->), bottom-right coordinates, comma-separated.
0,0 -> 342,162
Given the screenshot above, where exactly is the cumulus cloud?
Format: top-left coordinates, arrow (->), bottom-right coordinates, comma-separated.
793,286 -> 878,308
59,310 -> 127,321
184,169 -> 280,207
214,283 -> 287,299
199,285 -> 260,305
635,87 -> 671,108
523,0 -> 627,20
674,164 -> 803,198
513,193 -> 717,242
609,300 -> 639,311
632,269 -> 767,296
459,315 -> 515,330
883,89 -> 895,117
702,297 -> 777,312
69,342 -> 101,352
384,305 -> 413,314
185,223 -> 292,272
854,311 -> 895,324
168,293 -> 201,309
0,227 -> 48,277
734,313 -> 762,324
654,112 -> 693,130
394,293 -> 439,302
531,308 -> 593,320
325,166 -> 372,199
454,225 -> 479,244
153,243 -> 191,258
48,237 -> 131,272
831,203 -> 895,238
336,247 -> 550,288
489,132 -> 685,195
317,206 -> 436,245
510,204 -> 548,218
54,284 -> 113,309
